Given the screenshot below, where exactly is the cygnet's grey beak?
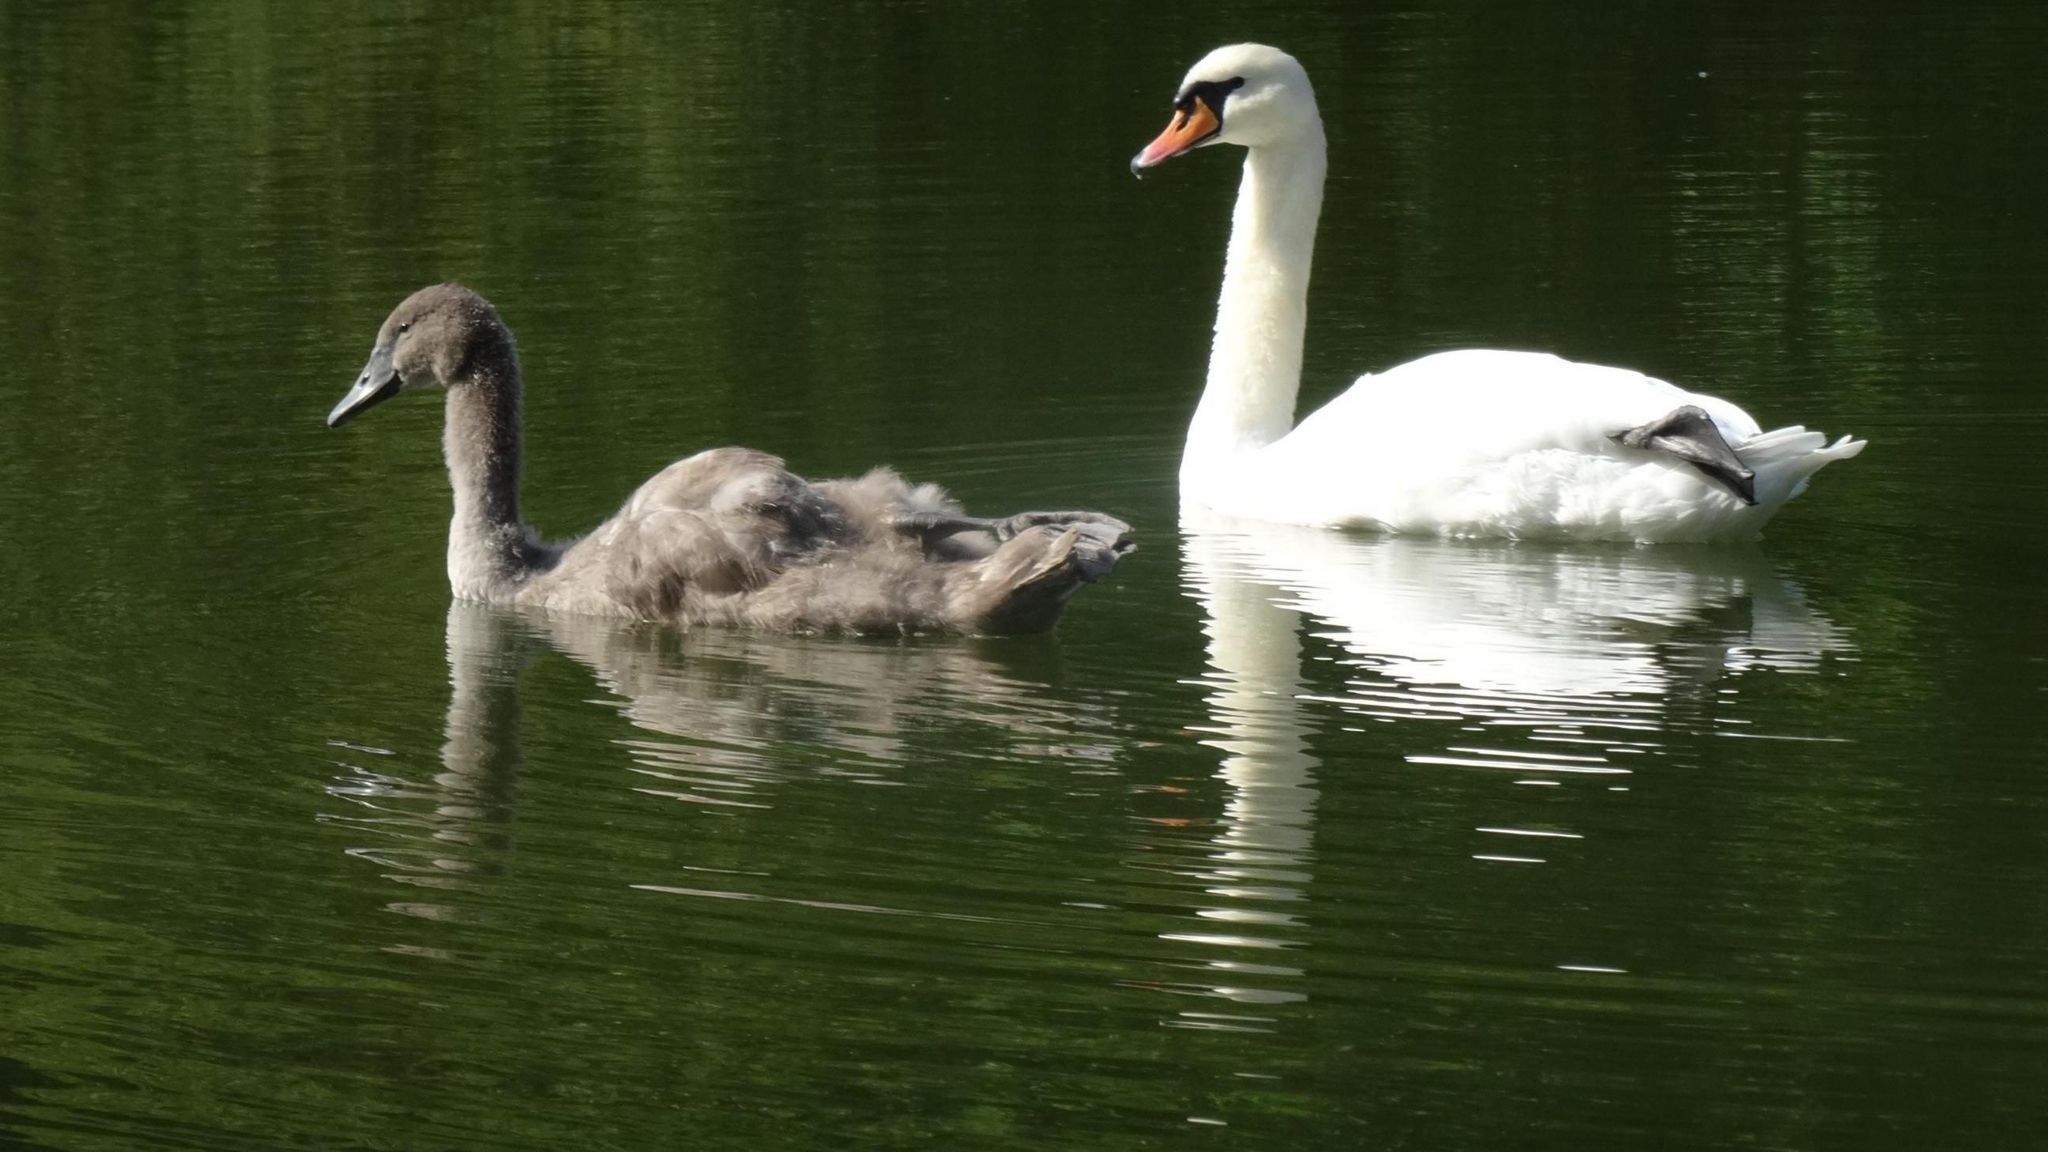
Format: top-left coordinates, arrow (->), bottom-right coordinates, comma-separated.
327,345 -> 401,428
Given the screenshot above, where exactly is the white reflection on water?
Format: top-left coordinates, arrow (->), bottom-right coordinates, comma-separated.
1164,510 -> 1858,1009
1186,510 -> 1856,769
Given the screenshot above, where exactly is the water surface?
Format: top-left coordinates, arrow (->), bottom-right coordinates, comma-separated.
2,1 -> 2045,1148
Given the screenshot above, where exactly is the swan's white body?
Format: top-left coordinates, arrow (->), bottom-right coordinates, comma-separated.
1197,348 -> 1856,543
1142,45 -> 1864,543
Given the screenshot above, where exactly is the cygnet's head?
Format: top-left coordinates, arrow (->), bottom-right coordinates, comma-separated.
327,283 -> 515,428
1130,43 -> 1319,173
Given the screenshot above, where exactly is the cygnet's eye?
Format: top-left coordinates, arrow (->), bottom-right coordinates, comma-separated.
396,320 -> 414,336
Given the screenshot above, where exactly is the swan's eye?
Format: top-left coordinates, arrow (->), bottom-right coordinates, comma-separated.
397,321 -> 414,336
1178,76 -> 1247,119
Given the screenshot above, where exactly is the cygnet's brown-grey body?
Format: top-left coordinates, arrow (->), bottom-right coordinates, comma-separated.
328,284 -> 1132,634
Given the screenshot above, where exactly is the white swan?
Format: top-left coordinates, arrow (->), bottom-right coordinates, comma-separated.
1133,44 -> 1865,543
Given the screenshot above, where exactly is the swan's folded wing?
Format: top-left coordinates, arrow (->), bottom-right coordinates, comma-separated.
1238,350 -> 1777,530
1287,351 -> 1716,462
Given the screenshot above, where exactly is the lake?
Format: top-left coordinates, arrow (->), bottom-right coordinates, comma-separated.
2,1 -> 2044,1148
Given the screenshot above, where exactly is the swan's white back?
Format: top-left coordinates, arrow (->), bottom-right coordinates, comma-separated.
1195,349 -> 1863,542
1141,44 -> 1865,543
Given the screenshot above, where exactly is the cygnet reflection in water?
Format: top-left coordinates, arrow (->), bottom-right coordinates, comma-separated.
519,604 -> 1125,792
322,601 -> 1126,919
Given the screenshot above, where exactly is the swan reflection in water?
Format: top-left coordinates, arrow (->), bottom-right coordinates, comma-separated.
1161,511 -> 1858,1015
322,602 -> 1120,930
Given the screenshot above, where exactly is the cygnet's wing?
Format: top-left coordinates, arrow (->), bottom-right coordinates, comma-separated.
956,519 -> 1135,634
572,447 -> 849,617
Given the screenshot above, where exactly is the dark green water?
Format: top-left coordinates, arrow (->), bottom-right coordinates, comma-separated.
3,2 -> 2045,1148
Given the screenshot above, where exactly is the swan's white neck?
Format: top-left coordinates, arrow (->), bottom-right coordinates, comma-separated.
1181,125 -> 1327,489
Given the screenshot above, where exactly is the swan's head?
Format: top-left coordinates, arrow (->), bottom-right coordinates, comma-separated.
327,283 -> 515,428
1130,44 -> 1318,174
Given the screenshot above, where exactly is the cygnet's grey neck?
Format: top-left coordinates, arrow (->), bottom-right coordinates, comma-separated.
1182,124 -> 1328,487
442,352 -> 545,600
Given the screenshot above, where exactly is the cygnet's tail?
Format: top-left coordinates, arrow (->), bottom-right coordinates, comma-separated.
961,518 -> 1134,635
1739,425 -> 1867,507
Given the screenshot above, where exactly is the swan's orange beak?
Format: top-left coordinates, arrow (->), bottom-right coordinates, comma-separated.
1130,100 -> 1220,174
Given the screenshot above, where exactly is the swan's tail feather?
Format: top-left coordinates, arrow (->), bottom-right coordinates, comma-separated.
963,519 -> 1134,635
1739,425 -> 1867,506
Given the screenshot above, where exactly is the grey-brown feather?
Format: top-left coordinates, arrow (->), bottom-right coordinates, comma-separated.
337,284 -> 1132,635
